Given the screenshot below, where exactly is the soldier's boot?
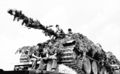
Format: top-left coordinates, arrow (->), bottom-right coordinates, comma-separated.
46,61 -> 52,71
51,60 -> 58,72
36,61 -> 45,73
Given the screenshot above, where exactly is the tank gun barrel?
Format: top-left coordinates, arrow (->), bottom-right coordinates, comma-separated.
8,9 -> 58,38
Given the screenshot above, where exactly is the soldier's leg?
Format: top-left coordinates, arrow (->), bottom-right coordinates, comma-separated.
46,61 -> 52,71
51,59 -> 58,71
37,60 -> 45,71
31,59 -> 37,69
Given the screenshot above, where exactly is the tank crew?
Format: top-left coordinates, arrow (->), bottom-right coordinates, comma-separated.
68,28 -> 73,35
36,43 -> 48,72
55,24 -> 65,39
45,41 -> 58,72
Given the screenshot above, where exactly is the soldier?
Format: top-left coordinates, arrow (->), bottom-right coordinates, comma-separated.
55,24 -> 65,39
36,43 -> 48,72
31,49 -> 40,69
46,41 -> 58,72
68,28 -> 73,35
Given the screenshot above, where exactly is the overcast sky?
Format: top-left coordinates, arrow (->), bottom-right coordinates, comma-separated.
0,0 -> 120,70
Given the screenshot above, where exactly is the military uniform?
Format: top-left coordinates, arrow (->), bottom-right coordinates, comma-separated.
46,42 -> 58,72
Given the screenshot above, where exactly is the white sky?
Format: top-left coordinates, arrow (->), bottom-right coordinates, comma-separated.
0,0 -> 120,70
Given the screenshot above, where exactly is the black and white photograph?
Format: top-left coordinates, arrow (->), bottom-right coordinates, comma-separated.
0,0 -> 120,74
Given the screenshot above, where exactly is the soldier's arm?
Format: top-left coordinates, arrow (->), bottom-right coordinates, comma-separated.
31,53 -> 41,60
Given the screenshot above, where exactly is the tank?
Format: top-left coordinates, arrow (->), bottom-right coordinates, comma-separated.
8,9 -> 120,74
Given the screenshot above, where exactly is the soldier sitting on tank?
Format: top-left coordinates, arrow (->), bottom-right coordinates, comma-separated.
35,43 -> 49,73
30,44 -> 42,70
55,24 -> 65,39
67,28 -> 73,36
46,41 -> 58,72
36,41 -> 58,72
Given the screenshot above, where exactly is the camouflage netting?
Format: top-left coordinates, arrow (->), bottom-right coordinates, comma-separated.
8,9 -> 120,74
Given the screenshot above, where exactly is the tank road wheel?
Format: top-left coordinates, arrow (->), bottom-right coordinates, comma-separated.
99,67 -> 108,74
113,70 -> 120,74
83,58 -> 91,74
91,61 -> 98,74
